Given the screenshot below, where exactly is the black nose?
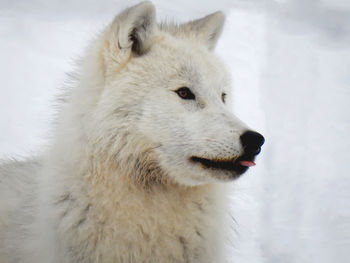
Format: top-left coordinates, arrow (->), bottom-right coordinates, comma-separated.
240,131 -> 265,155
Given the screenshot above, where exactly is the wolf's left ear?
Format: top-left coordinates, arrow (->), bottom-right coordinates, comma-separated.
185,11 -> 225,51
112,1 -> 157,55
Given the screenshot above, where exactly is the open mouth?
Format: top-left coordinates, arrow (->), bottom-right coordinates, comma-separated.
190,154 -> 256,175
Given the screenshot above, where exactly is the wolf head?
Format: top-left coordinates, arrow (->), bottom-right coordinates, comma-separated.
79,1 -> 264,187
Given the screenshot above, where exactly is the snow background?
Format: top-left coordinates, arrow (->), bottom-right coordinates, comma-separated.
0,0 -> 349,262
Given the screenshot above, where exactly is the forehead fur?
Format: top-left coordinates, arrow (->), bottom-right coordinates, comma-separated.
101,3 -> 227,90
100,4 -> 230,99
135,31 -> 230,93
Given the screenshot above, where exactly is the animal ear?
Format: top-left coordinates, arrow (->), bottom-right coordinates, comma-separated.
185,11 -> 225,51
112,1 -> 157,55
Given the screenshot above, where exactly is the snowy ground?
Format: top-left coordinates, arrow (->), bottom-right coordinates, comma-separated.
1,0 -> 349,262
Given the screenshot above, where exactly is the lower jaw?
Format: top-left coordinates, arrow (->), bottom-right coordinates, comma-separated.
208,166 -> 249,181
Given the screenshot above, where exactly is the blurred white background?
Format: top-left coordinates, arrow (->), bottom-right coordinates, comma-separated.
0,0 -> 349,262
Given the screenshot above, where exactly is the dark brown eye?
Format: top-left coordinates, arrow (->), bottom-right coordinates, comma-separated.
221,92 -> 227,103
175,87 -> 195,100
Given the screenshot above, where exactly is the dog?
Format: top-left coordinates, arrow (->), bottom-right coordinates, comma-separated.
0,2 -> 264,262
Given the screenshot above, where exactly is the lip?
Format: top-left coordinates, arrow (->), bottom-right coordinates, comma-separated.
190,154 -> 256,175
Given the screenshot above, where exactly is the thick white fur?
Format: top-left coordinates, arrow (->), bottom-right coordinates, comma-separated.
0,2 -> 252,262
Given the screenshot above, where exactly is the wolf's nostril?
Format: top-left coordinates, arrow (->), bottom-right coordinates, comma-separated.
240,131 -> 265,154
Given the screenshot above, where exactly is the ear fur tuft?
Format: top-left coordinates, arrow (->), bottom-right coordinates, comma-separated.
186,11 -> 225,51
113,1 -> 157,55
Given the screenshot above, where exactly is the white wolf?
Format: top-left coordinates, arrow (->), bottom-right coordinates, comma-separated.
0,2 -> 264,262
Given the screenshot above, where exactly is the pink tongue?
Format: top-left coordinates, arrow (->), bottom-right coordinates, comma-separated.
239,160 -> 256,167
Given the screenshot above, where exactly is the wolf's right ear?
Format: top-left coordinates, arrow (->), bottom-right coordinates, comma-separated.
184,11 -> 225,51
109,1 -> 157,56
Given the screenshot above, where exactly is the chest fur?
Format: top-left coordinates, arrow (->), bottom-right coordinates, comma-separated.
56,181 -> 225,263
